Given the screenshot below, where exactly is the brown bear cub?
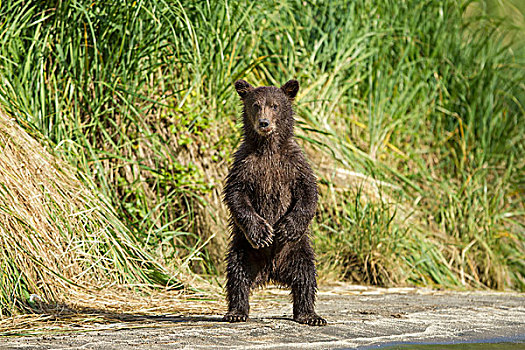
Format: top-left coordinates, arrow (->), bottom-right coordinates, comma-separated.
223,79 -> 326,326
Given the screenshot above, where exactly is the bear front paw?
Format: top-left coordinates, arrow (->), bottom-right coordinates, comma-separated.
275,217 -> 303,243
246,219 -> 274,249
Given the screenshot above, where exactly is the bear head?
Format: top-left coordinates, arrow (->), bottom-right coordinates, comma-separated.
234,80 -> 299,141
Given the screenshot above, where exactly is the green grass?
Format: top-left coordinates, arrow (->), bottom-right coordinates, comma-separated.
0,0 -> 523,315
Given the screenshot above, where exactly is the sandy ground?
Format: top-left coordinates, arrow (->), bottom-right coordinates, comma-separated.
0,284 -> 524,349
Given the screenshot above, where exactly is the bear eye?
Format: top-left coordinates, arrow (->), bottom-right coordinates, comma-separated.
253,102 -> 261,110
271,104 -> 278,110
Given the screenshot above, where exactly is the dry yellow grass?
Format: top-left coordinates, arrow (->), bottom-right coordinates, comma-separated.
0,285 -> 223,336
0,111 -> 189,317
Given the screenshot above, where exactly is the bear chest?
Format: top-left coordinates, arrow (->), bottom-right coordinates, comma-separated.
243,155 -> 295,221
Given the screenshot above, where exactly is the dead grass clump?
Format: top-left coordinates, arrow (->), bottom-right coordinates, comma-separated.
0,111 -> 182,317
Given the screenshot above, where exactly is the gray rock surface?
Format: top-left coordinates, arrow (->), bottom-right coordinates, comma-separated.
0,285 -> 524,349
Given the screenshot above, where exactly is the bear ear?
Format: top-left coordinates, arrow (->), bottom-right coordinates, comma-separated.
281,79 -> 299,99
234,80 -> 254,99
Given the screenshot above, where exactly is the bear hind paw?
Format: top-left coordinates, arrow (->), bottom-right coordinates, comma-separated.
223,312 -> 248,323
294,313 -> 327,326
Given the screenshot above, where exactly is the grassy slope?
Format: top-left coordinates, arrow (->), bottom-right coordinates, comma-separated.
0,111 -> 179,317
0,0 -> 523,314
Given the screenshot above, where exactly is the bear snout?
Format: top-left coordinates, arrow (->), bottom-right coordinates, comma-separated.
259,119 -> 270,128
255,117 -> 274,135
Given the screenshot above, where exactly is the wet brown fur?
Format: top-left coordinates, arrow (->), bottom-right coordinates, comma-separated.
223,79 -> 326,326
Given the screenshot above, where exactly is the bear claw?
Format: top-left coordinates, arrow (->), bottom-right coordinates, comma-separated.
247,220 -> 274,249
247,235 -> 273,249
294,313 -> 327,326
224,313 -> 248,323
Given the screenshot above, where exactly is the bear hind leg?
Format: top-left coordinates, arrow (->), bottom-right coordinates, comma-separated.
224,243 -> 253,323
291,269 -> 327,326
275,242 -> 326,326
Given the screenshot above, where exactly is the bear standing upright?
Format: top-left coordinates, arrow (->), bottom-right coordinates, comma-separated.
223,79 -> 326,326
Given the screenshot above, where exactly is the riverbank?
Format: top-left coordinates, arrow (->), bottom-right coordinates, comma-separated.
0,284 -> 523,349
